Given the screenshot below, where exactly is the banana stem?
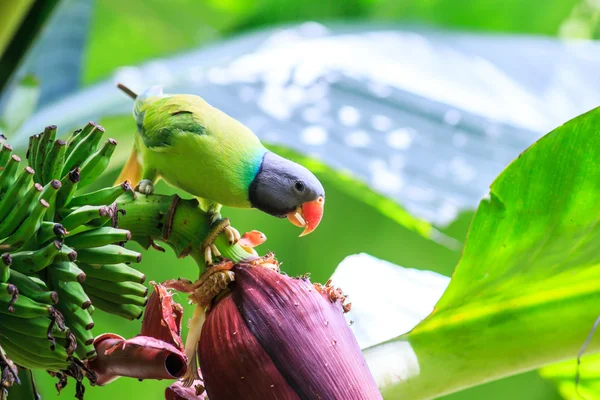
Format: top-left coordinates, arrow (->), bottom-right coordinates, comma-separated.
115,194 -> 251,272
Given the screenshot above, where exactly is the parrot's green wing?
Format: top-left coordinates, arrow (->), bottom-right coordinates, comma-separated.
139,95 -> 207,149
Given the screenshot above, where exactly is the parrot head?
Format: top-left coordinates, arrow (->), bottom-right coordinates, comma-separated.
249,152 -> 325,236
133,85 -> 166,129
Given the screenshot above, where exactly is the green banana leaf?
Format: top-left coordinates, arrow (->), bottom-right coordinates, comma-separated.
540,338 -> 600,400
365,106 -> 600,399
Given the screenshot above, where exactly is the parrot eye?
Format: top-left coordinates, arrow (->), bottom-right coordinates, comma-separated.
294,181 -> 305,192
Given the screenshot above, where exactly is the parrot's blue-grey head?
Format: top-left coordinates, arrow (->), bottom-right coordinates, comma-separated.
133,86 -> 165,131
249,151 -> 325,236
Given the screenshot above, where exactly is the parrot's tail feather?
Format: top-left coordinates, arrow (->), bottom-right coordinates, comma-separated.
116,147 -> 142,185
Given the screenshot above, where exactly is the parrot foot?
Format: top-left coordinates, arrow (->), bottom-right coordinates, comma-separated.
134,179 -> 155,196
201,218 -> 241,266
164,260 -> 235,308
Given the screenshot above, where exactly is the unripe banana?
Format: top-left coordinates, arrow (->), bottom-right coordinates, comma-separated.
78,138 -> 118,188
49,261 -> 86,283
70,331 -> 96,360
55,167 -> 80,211
0,286 -> 55,318
82,277 -> 147,297
87,294 -> 143,320
60,205 -> 111,231
38,178 -> 61,204
0,254 -> 10,283
65,122 -> 94,158
25,135 -> 36,166
78,263 -> 145,284
62,124 -> 104,175
65,227 -> 131,249
42,138 -> 67,184
36,125 -> 57,181
0,314 -> 66,339
60,301 -> 94,330
52,280 -> 91,309
0,166 -> 34,221
35,222 -> 67,245
0,335 -> 68,371
68,181 -> 132,207
9,240 -> 62,274
0,328 -> 68,359
82,284 -> 148,307
54,244 -> 78,262
0,183 -> 42,239
75,244 -> 142,265
28,133 -> 42,172
8,270 -> 58,304
0,155 -> 20,195
2,199 -> 49,249
0,143 -> 12,168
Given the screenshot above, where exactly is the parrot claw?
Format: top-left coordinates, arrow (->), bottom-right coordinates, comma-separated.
225,226 -> 241,245
204,244 -> 221,266
135,179 -> 155,196
201,218 -> 241,266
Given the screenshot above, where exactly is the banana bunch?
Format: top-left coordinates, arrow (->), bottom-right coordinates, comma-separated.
0,123 -> 148,382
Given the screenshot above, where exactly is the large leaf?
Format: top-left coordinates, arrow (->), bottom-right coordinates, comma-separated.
364,106 -> 600,399
540,352 -> 600,399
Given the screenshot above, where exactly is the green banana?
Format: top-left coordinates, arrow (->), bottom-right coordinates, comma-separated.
59,205 -> 111,231
52,280 -> 90,309
26,135 -> 35,166
62,124 -> 104,175
0,144 -> 12,175
27,275 -> 47,288
75,245 -> 142,265
0,166 -> 34,222
2,199 -> 49,249
9,240 -> 62,274
0,254 -> 10,283
0,183 -> 42,239
87,294 -> 143,320
0,328 -> 69,359
49,262 -> 86,283
55,167 -> 80,211
60,302 -> 94,330
36,222 -> 67,245
55,330 -> 77,356
42,138 -> 67,184
82,277 -> 147,297
78,262 -> 145,284
54,244 -> 77,262
8,270 -> 58,304
0,287 -> 55,318
0,314 -> 66,339
82,284 -> 148,307
38,179 -> 61,204
0,155 -> 20,194
68,181 -> 133,207
65,227 -> 131,248
71,322 -> 96,360
78,138 -> 118,188
65,122 -> 94,157
36,125 -> 57,180
0,336 -> 68,371
87,304 -> 95,315
28,134 -> 41,176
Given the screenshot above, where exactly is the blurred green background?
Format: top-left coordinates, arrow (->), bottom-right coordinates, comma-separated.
1,0 -> 597,398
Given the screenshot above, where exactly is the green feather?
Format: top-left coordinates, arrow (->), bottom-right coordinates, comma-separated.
135,93 -> 267,209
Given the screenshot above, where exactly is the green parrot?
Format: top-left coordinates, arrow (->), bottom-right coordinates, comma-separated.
116,85 -> 325,263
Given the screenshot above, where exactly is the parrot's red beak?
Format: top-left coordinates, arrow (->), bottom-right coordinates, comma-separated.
286,196 -> 325,237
